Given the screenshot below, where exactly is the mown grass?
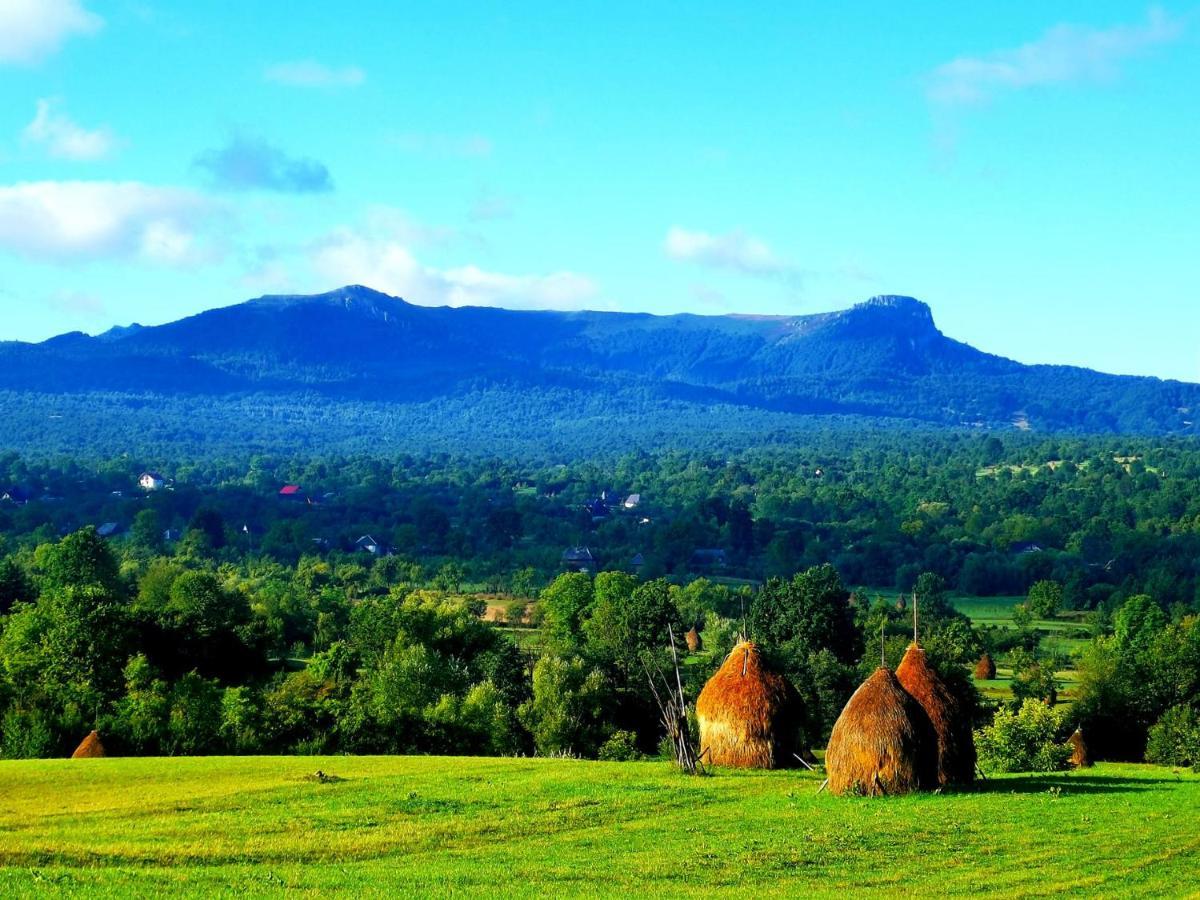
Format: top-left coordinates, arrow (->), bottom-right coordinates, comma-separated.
2,756 -> 1198,897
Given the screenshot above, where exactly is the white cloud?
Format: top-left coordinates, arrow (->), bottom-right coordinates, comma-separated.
927,8 -> 1183,107
0,0 -> 102,64
264,60 -> 365,88
664,226 -> 793,277
390,133 -> 494,158
22,99 -> 118,160
312,228 -> 597,310
0,181 -> 219,266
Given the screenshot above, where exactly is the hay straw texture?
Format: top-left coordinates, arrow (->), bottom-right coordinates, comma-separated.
1069,728 -> 1092,768
696,641 -> 802,768
896,643 -> 976,785
825,666 -> 937,796
71,731 -> 107,759
685,627 -> 703,653
974,653 -> 996,680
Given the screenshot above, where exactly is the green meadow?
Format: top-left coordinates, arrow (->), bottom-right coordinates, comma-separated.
2,756 -> 1198,898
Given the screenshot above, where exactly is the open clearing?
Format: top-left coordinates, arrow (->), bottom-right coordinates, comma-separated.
2,757 -> 1198,897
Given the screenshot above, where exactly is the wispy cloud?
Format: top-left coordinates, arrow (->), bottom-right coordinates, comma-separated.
0,180 -> 220,266
22,99 -> 118,160
390,133 -> 494,159
264,60 -> 365,88
47,289 -> 105,317
195,135 -> 333,193
0,0 -> 102,64
470,189 -> 515,222
664,226 -> 796,279
312,219 -> 596,310
927,8 -> 1183,107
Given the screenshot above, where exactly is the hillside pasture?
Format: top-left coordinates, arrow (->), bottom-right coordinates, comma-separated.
1,756 -> 1197,897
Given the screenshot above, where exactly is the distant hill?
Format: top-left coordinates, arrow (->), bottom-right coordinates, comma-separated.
0,286 -> 1196,456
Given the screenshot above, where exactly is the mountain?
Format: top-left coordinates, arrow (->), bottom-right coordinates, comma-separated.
1,286 -> 1196,456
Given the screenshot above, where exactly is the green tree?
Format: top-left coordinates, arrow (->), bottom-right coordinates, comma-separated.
539,573 -> 594,654
1027,580 -> 1063,619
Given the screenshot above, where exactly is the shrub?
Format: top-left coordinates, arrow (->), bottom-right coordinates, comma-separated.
976,699 -> 1071,773
1145,705 -> 1200,770
598,730 -> 643,762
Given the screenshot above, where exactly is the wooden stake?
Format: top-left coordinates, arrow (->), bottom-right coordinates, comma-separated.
816,778 -> 829,794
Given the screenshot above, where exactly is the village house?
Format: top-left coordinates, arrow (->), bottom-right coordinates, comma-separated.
279,484 -> 304,500
138,472 -> 166,491
1,487 -> 31,506
623,493 -> 641,510
354,535 -> 391,556
562,547 -> 597,573
690,548 -> 728,571
96,522 -> 122,538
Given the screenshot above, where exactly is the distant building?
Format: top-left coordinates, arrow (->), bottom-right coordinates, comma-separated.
354,535 -> 391,556
0,487 -> 30,505
96,522 -> 122,538
630,552 -> 645,574
1011,541 -> 1044,555
562,547 -> 597,573
279,484 -> 304,500
584,498 -> 609,521
163,528 -> 182,543
623,493 -> 641,510
139,472 -> 166,492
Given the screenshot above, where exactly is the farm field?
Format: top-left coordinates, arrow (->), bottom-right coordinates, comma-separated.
2,756 -> 1198,898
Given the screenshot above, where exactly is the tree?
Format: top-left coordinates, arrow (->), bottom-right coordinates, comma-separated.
1027,580 -> 1063,619
0,558 -> 34,614
583,578 -> 681,673
518,655 -> 611,757
131,509 -> 163,553
539,573 -> 594,654
750,564 -> 860,665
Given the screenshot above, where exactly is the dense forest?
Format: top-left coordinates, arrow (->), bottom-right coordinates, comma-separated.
1,432 -> 1198,767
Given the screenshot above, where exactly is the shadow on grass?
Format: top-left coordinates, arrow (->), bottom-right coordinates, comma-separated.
971,773 -> 1181,795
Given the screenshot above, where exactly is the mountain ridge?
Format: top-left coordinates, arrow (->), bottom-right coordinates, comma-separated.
0,287 -> 1195,452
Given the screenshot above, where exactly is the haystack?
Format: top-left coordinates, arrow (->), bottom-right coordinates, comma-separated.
974,653 -> 996,680
1069,727 -> 1091,768
825,666 -> 937,796
696,641 -> 803,768
71,730 -> 107,759
896,643 -> 976,786
685,627 -> 703,653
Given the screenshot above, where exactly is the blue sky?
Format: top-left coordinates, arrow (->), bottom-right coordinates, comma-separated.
1,1 -> 1197,380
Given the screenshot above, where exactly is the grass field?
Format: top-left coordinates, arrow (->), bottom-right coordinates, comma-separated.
2,756 -> 1198,897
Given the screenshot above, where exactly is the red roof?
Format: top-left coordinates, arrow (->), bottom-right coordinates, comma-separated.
279,485 -> 302,496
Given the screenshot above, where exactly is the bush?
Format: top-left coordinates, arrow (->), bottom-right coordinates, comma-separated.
976,699 -> 1071,773
1145,705 -> 1200,770
598,730 -> 643,762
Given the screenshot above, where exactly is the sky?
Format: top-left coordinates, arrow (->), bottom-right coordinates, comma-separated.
0,1 -> 1197,380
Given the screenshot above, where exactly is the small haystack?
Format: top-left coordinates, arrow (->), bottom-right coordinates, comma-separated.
896,643 -> 976,786
974,653 -> 996,680
1069,727 -> 1091,768
825,667 -> 938,796
685,627 -> 703,653
696,641 -> 803,768
71,730 -> 107,759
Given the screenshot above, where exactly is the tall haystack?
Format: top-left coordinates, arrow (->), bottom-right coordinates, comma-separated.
696,641 -> 803,768
825,666 -> 938,796
1069,727 -> 1091,768
71,730 -> 107,759
896,643 -> 976,785
974,653 -> 996,680
685,627 -> 703,653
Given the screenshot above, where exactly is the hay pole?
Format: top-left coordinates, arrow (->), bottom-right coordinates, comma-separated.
792,752 -> 816,772
912,590 -> 919,645
816,778 -> 829,794
880,618 -> 886,667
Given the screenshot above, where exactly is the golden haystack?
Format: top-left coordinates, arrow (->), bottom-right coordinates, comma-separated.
1069,727 -> 1091,768
825,666 -> 938,796
685,627 -> 703,653
896,643 -> 976,786
974,653 -> 996,680
696,641 -> 803,768
71,730 -> 107,759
